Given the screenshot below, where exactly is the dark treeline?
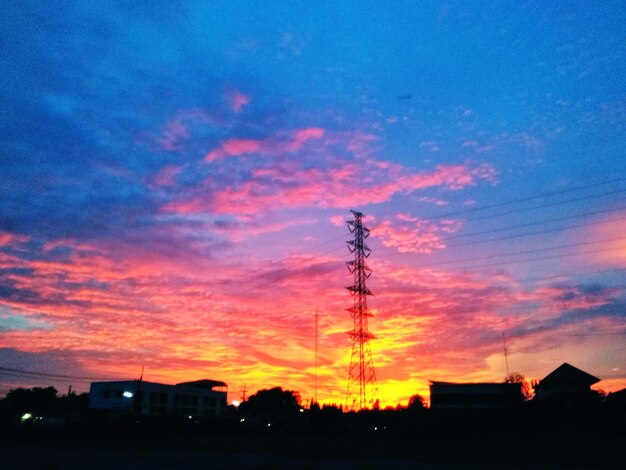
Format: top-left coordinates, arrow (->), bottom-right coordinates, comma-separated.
2,385 -> 625,434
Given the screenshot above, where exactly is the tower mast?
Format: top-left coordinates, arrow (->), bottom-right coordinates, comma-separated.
345,210 -> 377,410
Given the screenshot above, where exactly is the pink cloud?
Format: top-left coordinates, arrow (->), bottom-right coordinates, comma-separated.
230,91 -> 250,112
150,164 -> 184,187
372,213 -> 463,254
204,127 -> 325,162
157,109 -> 214,151
399,163 -> 498,191
329,215 -> 345,227
167,157 -> 496,217
0,231 -> 29,247
288,127 -> 325,150
205,138 -> 263,161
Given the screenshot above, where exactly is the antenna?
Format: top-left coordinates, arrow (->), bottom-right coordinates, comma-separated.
315,308 -> 319,405
502,332 -> 509,377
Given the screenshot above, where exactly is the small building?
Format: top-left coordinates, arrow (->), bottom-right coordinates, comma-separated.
533,363 -> 600,401
430,381 -> 523,410
88,379 -> 227,418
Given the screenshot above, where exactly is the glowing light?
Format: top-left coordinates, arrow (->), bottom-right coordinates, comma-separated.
20,413 -> 33,423
232,400 -> 240,407
122,391 -> 133,398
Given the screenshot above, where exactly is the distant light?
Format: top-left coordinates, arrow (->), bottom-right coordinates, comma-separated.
267,423 -> 272,427
123,391 -> 134,398
374,426 -> 378,431
240,418 -> 245,422
20,413 -> 33,423
188,415 -> 193,419
299,408 -> 304,413
232,400 -> 240,407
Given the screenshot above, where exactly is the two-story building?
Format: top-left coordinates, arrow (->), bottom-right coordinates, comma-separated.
88,379 -> 227,419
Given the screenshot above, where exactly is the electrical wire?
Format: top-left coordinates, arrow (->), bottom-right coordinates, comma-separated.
457,188 -> 626,223
445,205 -> 626,241
0,366 -> 118,382
384,236 -> 626,268
424,176 -> 626,219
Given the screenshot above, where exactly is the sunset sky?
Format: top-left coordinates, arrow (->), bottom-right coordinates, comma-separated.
1,1 -> 625,406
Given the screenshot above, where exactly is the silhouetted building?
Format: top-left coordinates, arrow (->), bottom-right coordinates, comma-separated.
430,381 -> 522,410
533,363 -> 600,402
88,379 -> 227,418
606,387 -> 626,409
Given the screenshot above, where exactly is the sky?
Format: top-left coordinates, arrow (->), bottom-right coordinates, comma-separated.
1,1 -> 625,406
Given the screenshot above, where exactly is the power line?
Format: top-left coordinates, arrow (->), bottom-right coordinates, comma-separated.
458,188 -> 626,223
446,205 -> 626,241
0,366 -> 117,382
390,236 -> 626,268
249,223 -> 626,292
448,245 -> 624,272
428,176 -> 626,219
372,214 -> 626,255
445,215 -> 626,249
516,267 -> 626,284
0,371 -> 95,384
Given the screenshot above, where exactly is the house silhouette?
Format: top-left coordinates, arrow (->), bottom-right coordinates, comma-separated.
534,362 -> 600,404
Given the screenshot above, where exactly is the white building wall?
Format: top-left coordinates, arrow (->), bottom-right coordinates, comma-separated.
89,380 -> 227,417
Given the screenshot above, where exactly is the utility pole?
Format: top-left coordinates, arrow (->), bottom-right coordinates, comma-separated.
315,309 -> 319,405
345,210 -> 378,411
502,332 -> 510,377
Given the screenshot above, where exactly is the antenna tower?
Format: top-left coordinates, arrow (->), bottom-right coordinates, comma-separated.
345,210 -> 377,410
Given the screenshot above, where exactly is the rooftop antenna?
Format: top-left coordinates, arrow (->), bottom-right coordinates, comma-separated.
502,332 -> 509,377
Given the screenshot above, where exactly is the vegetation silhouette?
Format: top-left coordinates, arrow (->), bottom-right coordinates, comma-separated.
238,387 -> 303,429
0,386 -> 88,427
504,372 -> 533,400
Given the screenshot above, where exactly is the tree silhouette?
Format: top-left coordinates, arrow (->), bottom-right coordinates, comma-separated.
2,386 -> 59,413
504,372 -> 533,400
239,387 -> 301,426
407,393 -> 426,412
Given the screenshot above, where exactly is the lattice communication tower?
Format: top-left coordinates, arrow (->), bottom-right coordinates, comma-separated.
345,210 -> 378,410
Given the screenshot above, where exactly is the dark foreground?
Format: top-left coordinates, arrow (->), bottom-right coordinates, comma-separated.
2,418 -> 624,470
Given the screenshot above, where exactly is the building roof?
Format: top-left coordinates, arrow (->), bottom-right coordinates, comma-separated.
430,381 -> 512,386
176,379 -> 227,389
537,363 -> 600,388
